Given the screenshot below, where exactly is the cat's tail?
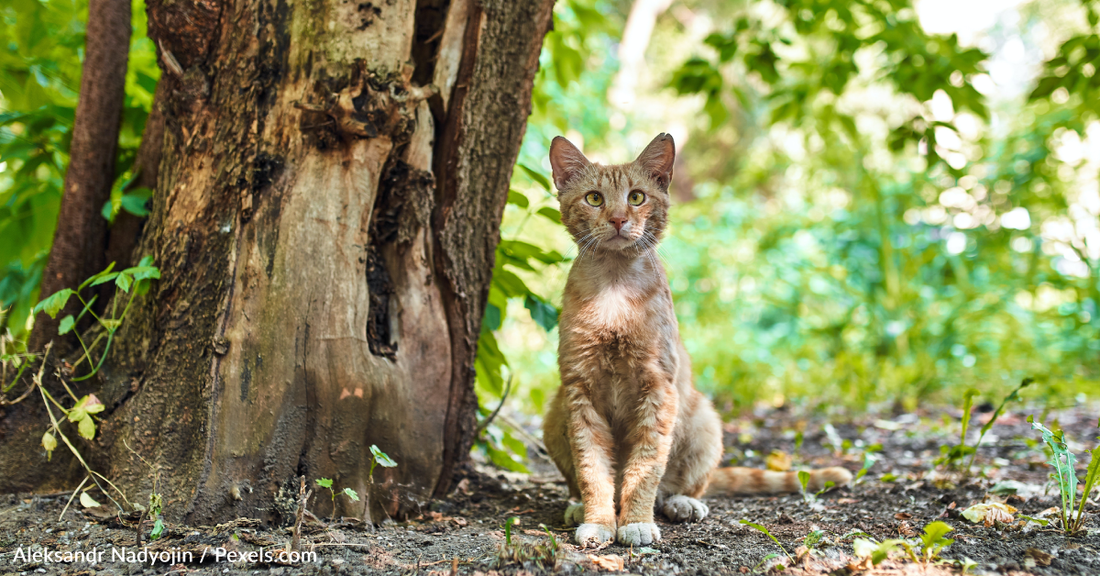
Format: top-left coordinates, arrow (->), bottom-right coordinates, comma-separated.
704,466 -> 852,496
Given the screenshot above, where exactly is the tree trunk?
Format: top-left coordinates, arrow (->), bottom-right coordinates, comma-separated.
0,0 -> 552,524
30,0 -> 131,353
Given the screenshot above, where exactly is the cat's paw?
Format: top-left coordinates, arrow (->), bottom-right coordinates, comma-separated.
616,522 -> 661,546
564,502 -> 585,526
662,495 -> 709,523
574,523 -> 615,548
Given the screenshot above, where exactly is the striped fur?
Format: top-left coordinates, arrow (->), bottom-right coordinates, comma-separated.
542,135 -> 851,547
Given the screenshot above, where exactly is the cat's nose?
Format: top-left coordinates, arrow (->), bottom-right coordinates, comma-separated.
609,217 -> 627,231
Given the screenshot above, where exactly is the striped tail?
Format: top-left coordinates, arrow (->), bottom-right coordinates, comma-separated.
704,466 -> 852,496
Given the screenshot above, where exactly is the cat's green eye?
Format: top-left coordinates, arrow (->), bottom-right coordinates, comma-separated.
628,191 -> 646,206
585,192 -> 604,207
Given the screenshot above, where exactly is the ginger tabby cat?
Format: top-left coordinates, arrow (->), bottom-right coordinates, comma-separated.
542,133 -> 852,548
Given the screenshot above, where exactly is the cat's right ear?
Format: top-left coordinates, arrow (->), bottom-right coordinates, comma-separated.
549,136 -> 591,192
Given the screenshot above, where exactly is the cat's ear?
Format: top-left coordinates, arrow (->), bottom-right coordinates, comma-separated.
634,133 -> 675,190
549,136 -> 591,191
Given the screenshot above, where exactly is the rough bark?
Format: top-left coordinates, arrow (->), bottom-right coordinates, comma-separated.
30,0 -> 131,352
0,0 -> 553,524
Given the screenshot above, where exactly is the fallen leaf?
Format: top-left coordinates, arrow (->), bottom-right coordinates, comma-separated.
79,492 -> 102,508
766,450 -> 792,472
894,512 -> 912,520
962,502 -> 1017,527
837,498 -> 859,504
873,419 -> 902,431
1024,548 -> 1052,566
897,521 -> 916,537
588,554 -> 624,571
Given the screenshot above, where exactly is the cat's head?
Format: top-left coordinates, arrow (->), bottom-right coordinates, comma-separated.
548,133 -> 675,256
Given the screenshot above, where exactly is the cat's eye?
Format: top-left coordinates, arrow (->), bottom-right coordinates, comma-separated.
585,192 -> 604,207
628,190 -> 646,206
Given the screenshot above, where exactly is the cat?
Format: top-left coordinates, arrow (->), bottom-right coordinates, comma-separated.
541,133 -> 852,548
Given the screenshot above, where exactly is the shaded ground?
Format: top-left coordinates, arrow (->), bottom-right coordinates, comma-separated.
2,403 -> 1098,575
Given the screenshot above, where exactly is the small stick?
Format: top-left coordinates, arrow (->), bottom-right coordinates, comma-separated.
292,477 -> 312,552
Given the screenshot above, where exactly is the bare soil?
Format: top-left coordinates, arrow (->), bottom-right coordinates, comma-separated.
2,404 -> 1097,576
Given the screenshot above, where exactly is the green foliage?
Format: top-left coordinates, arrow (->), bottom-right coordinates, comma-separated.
1027,415 -> 1099,533
853,521 -> 954,565
32,257 -> 160,381
0,0 -> 159,343
740,519 -> 794,564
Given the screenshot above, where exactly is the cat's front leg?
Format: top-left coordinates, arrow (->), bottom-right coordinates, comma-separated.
617,377 -> 679,546
564,385 -> 617,548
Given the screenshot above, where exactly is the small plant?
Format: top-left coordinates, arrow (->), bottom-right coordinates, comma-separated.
33,258 -> 160,381
1027,415 -> 1100,534
965,378 -> 1033,473
852,521 -> 954,566
854,444 -> 882,484
740,519 -> 793,568
363,444 -> 397,526
797,470 -> 835,509
492,517 -> 562,569
314,478 -> 360,522
935,389 -> 978,470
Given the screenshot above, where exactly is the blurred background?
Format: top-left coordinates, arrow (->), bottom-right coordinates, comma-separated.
2,0 -> 1098,471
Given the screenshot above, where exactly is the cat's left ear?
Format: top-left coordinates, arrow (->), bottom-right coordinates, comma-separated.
634,133 -> 675,191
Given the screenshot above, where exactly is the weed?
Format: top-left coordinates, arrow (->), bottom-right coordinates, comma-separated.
740,519 -> 793,566
854,444 -> 882,484
33,258 -> 160,381
1027,415 -> 1100,533
364,444 -> 396,526
935,389 -> 978,470
797,470 -> 835,509
966,378 -> 1033,473
852,521 -> 954,566
492,517 -> 562,569
315,478 -> 360,522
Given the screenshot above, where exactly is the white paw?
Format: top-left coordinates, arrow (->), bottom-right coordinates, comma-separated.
617,522 -> 661,546
564,502 -> 585,526
574,523 -> 615,548
662,495 -> 709,523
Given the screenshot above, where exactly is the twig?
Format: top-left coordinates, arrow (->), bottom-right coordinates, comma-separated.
292,477 -> 312,552
59,475 -> 90,521
475,375 -> 513,437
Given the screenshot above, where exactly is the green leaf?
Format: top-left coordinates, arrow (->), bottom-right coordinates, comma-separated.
342,487 -> 360,501
58,314 -> 74,335
89,272 -> 120,287
370,445 -> 397,467
122,265 -> 160,281
77,415 -> 96,440
517,163 -> 552,192
79,262 -> 117,290
115,272 -> 133,293
120,188 -> 151,217
536,206 -> 561,224
524,294 -> 559,332
797,470 -> 811,492
507,189 -> 530,208
34,288 -> 74,318
150,517 -> 164,540
315,478 -> 333,489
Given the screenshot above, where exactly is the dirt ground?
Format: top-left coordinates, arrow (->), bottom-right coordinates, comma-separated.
2,403 -> 1098,576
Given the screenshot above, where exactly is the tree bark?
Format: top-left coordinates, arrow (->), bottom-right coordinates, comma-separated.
29,0 -> 131,352
1,0 -> 553,524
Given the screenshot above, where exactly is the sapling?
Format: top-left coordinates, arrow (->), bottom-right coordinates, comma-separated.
364,444 -> 397,526
314,478 -> 361,523
1027,415 -> 1100,533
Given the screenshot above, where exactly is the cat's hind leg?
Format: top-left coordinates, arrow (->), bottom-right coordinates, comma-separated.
658,390 -> 723,523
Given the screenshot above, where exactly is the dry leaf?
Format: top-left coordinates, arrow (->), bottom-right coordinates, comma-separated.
962,502 -> 1017,527
897,521 -> 916,536
765,450 -> 792,472
588,554 -> 625,571
894,512 -> 912,520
